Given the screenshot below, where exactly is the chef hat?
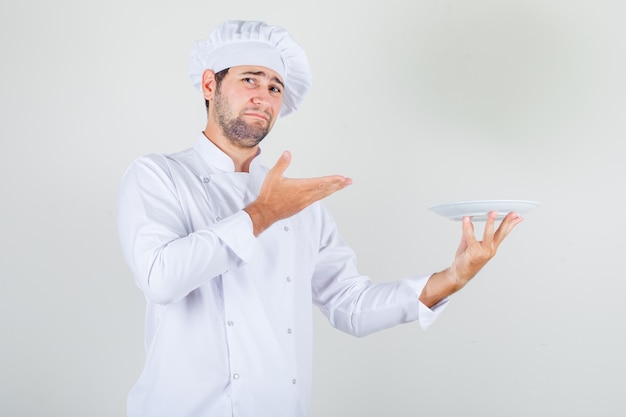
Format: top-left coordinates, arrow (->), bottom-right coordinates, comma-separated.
189,20 -> 312,117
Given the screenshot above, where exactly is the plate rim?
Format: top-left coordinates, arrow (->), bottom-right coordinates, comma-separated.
428,199 -> 541,220
429,199 -> 541,210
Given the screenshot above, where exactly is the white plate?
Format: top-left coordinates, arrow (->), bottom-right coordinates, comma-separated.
429,200 -> 540,221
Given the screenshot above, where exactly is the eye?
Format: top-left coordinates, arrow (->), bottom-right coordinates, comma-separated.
242,77 -> 256,87
269,85 -> 282,95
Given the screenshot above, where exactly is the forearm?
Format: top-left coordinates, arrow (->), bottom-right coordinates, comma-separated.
324,280 -> 424,337
117,157 -> 258,304
128,228 -> 239,304
243,201 -> 272,237
312,208 -> 447,335
418,268 -> 461,308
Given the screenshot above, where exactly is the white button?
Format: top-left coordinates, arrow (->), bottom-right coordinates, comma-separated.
287,328 -> 292,334
216,216 -> 222,221
286,276 -> 292,283
203,177 -> 210,183
283,226 -> 289,231
233,373 -> 240,380
227,321 -> 234,326
292,379 -> 297,384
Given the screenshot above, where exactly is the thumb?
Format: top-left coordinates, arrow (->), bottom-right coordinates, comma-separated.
270,151 -> 291,177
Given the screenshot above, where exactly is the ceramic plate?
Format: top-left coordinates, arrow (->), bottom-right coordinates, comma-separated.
429,200 -> 540,221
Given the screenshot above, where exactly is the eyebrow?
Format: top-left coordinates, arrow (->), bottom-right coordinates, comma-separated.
240,71 -> 285,89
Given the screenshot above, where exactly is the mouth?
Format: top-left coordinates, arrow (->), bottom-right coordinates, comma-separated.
243,109 -> 271,122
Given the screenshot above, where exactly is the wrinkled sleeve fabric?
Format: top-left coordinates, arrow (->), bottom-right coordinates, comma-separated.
117,155 -> 258,305
403,275 -> 450,330
310,205 -> 449,337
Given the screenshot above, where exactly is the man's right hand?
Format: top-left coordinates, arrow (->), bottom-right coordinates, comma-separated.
244,151 -> 352,236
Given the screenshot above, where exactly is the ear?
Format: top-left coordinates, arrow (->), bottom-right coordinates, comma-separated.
201,69 -> 217,101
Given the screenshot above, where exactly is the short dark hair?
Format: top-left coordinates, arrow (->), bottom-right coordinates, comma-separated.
205,68 -> 230,111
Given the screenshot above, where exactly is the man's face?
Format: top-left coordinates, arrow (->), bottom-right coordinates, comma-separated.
213,65 -> 285,149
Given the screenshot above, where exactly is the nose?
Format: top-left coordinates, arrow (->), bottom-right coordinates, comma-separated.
252,90 -> 271,107
252,95 -> 267,107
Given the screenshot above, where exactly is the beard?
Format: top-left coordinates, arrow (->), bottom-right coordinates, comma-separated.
213,89 -> 273,149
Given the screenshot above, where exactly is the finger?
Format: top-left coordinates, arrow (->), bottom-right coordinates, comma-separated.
317,175 -> 353,191
482,210 -> 498,243
493,212 -> 523,245
269,151 -> 292,178
461,216 -> 476,246
454,216 -> 474,259
455,228 -> 469,257
294,175 -> 351,191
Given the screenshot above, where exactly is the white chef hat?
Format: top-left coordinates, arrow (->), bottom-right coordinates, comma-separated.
189,20 -> 312,118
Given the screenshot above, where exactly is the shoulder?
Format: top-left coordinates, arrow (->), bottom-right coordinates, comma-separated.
119,148 -> 201,196
125,147 -> 197,178
133,147 -> 194,168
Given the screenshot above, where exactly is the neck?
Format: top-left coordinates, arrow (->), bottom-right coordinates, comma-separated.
202,129 -> 258,172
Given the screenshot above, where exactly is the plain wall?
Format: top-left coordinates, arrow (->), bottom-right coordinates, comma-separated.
1,0 -> 625,416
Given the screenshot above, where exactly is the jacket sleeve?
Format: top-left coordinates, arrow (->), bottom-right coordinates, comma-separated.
116,155 -> 258,305
310,205 -> 449,336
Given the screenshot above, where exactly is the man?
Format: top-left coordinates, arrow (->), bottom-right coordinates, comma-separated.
117,20 -> 523,417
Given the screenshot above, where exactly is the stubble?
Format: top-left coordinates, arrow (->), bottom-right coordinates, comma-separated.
213,89 -> 272,149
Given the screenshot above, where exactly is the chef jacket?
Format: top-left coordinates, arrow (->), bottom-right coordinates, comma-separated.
117,135 -> 449,417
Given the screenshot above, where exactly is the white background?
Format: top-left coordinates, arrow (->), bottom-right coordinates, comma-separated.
1,0 -> 625,416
